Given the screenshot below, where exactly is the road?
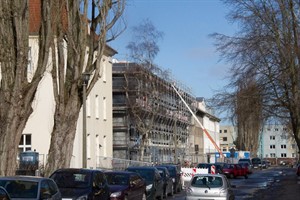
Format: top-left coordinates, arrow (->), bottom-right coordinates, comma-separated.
164,166 -> 298,200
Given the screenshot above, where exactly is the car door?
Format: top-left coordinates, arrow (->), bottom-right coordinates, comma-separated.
92,172 -> 110,200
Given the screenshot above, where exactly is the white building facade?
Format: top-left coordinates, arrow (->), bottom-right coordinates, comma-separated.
260,124 -> 299,165
20,32 -> 115,169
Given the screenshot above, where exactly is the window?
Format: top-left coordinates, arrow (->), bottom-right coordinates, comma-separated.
87,96 -> 91,117
87,134 -> 91,159
270,136 -> 275,140
19,134 -> 32,152
270,145 -> 275,149
281,144 -> 286,149
219,130 -> 222,133
275,128 -> 278,131
224,130 -> 227,133
222,148 -> 227,151
292,144 -> 296,149
270,153 -> 276,158
281,135 -> 287,139
280,153 -> 287,158
103,97 -> 107,121
292,153 -> 296,158
223,137 -> 227,142
95,95 -> 99,119
102,61 -> 107,83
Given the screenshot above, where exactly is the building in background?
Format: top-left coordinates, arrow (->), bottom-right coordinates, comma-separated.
20,0 -> 115,169
219,126 -> 237,152
189,98 -> 221,165
112,62 -> 195,165
259,124 -> 299,165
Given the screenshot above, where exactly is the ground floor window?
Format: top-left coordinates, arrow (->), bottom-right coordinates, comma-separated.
18,134 -> 32,154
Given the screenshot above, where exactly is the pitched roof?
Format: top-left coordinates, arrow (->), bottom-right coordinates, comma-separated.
29,0 -> 41,34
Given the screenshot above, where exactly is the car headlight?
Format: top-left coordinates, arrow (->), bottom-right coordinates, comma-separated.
76,195 -> 88,200
146,184 -> 153,191
110,191 -> 122,198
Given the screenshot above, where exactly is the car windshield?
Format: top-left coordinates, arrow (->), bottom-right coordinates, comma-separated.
0,180 -> 38,198
159,166 -> 176,177
106,174 -> 129,185
191,176 -> 223,188
51,172 -> 91,188
223,164 -> 234,169
127,169 -> 154,182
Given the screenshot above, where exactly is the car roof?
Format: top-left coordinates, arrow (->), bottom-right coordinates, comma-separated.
104,171 -> 139,175
193,173 -> 225,178
0,176 -> 51,182
127,166 -> 156,170
52,168 -> 104,174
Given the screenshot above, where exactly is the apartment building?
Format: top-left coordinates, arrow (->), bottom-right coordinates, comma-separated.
219,126 -> 237,152
260,124 -> 299,165
112,62 -> 195,164
19,0 -> 115,169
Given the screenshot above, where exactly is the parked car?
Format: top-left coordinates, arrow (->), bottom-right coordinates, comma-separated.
0,176 -> 61,199
50,168 -> 110,200
185,174 -> 235,200
0,186 -> 10,200
251,157 -> 262,169
156,164 -> 182,193
126,166 -> 164,200
104,171 -> 146,200
261,160 -> 269,169
239,162 -> 252,174
196,163 -> 224,174
155,166 -> 174,197
296,164 -> 300,176
238,159 -> 253,169
222,164 -> 248,179
238,158 -> 252,165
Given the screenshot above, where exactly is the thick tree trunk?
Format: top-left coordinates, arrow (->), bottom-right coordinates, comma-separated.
45,93 -> 81,176
0,0 -> 51,176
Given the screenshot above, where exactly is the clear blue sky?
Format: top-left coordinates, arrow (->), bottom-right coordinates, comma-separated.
110,0 -> 236,99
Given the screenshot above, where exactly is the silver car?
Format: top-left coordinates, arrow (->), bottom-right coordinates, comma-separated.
185,174 -> 235,200
0,176 -> 61,200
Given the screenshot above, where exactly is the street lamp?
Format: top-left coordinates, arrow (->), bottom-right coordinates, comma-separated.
82,72 -> 91,168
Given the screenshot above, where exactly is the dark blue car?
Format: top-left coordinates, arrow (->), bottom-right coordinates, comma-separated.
126,166 -> 164,200
50,168 -> 110,200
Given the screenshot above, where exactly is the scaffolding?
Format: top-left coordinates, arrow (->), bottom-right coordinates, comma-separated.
112,62 -> 195,164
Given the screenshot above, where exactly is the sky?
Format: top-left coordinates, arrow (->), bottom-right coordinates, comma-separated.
110,0 -> 237,99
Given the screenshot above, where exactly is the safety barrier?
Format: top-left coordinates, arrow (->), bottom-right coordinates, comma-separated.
181,167 -> 208,188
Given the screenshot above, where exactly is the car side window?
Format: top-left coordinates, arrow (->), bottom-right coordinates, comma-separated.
40,180 -> 51,198
47,180 -> 58,195
93,172 -> 105,187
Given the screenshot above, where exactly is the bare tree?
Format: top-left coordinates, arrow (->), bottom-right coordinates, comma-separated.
45,0 -> 125,176
210,0 -> 300,151
0,0 -> 125,176
123,19 -> 165,162
0,0 -> 54,176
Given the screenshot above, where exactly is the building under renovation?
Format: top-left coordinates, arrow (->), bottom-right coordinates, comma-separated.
112,62 -> 196,164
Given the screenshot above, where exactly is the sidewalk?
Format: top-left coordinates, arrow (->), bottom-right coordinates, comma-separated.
251,167 -> 300,200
